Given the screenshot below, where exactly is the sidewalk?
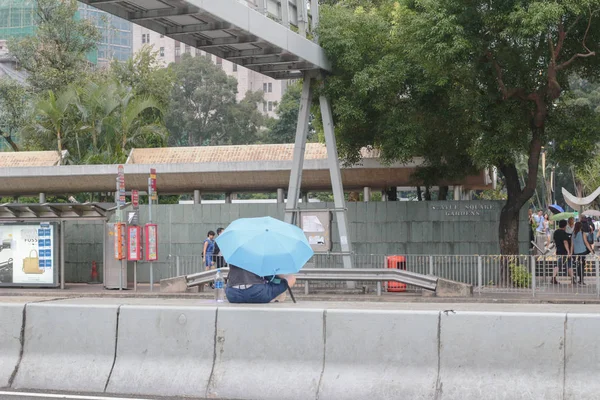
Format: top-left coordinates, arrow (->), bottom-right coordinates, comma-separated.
3,282 -> 600,304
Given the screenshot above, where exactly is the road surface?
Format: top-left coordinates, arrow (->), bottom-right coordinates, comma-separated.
0,392 -> 210,400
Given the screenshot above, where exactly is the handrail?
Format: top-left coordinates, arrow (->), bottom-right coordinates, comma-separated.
184,267 -> 438,291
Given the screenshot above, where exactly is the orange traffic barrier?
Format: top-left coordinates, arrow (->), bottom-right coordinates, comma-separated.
387,256 -> 407,292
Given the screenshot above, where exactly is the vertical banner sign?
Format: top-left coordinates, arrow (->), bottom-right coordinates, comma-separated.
127,226 -> 141,261
150,168 -> 157,201
144,223 -> 158,262
114,223 -> 125,260
130,190 -> 140,226
132,190 -> 139,209
118,165 -> 126,206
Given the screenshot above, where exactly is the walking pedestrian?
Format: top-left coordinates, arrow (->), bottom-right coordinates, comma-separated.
528,209 -> 535,248
203,230 -> 216,270
544,214 -> 551,249
572,221 -> 594,285
552,220 -> 574,285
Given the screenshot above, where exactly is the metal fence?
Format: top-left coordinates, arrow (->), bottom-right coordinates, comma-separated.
163,254 -> 600,297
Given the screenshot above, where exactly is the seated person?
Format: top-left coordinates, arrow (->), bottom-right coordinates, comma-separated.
225,264 -> 296,304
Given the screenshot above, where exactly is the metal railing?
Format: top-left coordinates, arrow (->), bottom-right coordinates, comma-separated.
164,254 -> 600,298
184,267 -> 438,296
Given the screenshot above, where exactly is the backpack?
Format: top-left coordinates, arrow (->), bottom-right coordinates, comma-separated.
588,231 -> 595,244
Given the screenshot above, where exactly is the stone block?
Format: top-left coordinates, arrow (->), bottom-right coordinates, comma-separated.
160,276 -> 188,292
565,314 -> 600,399
207,308 -> 324,400
319,310 -> 439,400
0,304 -> 23,388
13,303 -> 118,393
440,312 -> 565,400
435,278 -> 473,297
107,306 -> 216,397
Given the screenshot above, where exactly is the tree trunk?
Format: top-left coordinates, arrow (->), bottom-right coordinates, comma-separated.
497,124 -> 543,256
416,186 -> 422,201
2,134 -> 19,151
57,130 -> 63,166
386,187 -> 398,201
498,163 -> 527,256
438,186 -> 449,200
424,186 -> 432,201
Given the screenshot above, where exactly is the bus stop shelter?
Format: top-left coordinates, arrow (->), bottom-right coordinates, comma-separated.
0,203 -> 117,289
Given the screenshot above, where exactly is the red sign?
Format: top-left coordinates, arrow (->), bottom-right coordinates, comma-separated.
132,190 -> 139,208
114,223 -> 125,260
150,168 -> 157,200
144,223 -> 158,262
127,226 -> 142,261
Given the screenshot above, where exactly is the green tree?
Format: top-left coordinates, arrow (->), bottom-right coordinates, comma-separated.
8,0 -> 101,93
266,81 -> 315,143
0,79 -> 31,151
23,88 -> 77,163
319,0 -> 600,254
23,79 -> 167,164
166,54 -> 238,146
110,46 -> 175,109
226,90 -> 269,145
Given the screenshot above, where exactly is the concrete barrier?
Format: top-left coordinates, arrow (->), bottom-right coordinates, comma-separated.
6,301 -> 600,400
0,304 -> 24,388
207,307 -> 324,400
565,313 -> 600,400
12,303 -> 118,393
106,305 -> 216,397
439,312 -> 565,400
318,310 -> 439,400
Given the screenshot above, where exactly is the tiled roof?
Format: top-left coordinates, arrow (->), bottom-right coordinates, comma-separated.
127,143 -> 379,164
0,151 -> 62,167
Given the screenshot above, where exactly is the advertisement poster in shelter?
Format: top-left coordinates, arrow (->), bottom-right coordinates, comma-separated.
0,223 -> 58,286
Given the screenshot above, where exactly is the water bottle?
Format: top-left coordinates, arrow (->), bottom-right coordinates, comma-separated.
214,269 -> 225,303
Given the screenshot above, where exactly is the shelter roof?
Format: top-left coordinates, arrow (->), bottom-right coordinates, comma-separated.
126,143 -> 379,164
0,145 -> 491,195
0,203 -> 117,221
0,151 -> 65,167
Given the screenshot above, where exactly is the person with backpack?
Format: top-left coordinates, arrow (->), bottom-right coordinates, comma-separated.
572,221 -> 594,285
212,227 -> 226,268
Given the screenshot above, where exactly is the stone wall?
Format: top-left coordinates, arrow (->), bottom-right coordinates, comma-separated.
64,201 -> 529,283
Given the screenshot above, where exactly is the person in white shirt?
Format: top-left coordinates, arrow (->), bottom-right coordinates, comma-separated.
566,217 -> 575,235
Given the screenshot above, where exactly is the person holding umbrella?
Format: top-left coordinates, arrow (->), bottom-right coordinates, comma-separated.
215,216 -> 314,303
226,264 -> 296,303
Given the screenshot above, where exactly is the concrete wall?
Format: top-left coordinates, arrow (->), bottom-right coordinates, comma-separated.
63,201 -> 529,283
0,302 -> 596,400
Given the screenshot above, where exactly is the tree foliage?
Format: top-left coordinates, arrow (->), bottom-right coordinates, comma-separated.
22,78 -> 166,164
319,0 -> 600,254
266,80 -> 315,144
8,0 -> 101,93
0,79 -> 31,151
166,53 -> 266,146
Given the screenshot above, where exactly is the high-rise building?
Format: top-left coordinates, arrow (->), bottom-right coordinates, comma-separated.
77,4 -> 132,65
132,24 -> 286,118
0,0 -> 132,66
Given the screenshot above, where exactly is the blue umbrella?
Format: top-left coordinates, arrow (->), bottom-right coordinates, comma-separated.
215,216 -> 314,277
548,204 -> 564,214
